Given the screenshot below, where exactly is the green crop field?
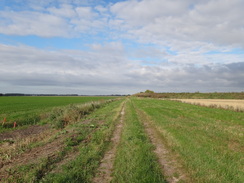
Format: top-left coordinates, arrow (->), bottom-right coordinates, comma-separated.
0,96 -> 115,131
0,96 -> 243,183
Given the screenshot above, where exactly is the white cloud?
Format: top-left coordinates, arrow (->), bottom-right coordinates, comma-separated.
110,0 -> 244,48
0,2 -> 108,37
47,4 -> 76,18
0,11 -> 69,37
0,43 -> 243,94
0,0 -> 244,94
1,0 -> 244,48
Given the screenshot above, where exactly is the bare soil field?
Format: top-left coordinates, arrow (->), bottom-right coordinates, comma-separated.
177,99 -> 244,111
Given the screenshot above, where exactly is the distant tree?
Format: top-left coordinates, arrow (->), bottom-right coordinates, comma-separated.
145,90 -> 154,93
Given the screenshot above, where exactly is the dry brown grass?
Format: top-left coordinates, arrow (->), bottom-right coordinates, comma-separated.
177,99 -> 244,112
0,128 -> 58,165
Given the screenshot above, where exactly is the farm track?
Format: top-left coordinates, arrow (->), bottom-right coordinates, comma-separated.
135,108 -> 190,183
93,102 -> 126,183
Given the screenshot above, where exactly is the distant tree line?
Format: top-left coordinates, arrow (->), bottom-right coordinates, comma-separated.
0,93 -> 79,96
134,91 -> 244,99
0,93 -> 130,97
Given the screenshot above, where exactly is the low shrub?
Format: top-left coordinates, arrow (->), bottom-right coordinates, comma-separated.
49,100 -> 113,129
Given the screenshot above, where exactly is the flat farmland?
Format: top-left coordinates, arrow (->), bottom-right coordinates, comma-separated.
0,97 -> 243,183
0,96 -> 115,131
178,99 -> 244,111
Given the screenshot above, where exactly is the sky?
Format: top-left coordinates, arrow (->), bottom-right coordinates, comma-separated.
0,0 -> 244,95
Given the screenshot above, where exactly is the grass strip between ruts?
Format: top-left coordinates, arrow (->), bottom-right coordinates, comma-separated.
112,99 -> 166,183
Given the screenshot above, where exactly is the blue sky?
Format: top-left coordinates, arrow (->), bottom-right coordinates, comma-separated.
0,0 -> 244,94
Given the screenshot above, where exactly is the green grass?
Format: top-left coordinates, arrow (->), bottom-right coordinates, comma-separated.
0,96 -> 116,131
40,99 -> 125,183
133,98 -> 244,183
112,100 -> 166,183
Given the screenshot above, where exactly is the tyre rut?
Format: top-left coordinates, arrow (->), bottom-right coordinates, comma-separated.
93,102 -> 126,183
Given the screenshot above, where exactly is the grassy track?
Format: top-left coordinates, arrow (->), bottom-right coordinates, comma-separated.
133,98 -> 244,183
0,96 -> 115,131
112,100 -> 166,183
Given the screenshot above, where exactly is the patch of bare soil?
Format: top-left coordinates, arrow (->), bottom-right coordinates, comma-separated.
0,125 -> 50,141
93,103 -> 125,183
137,109 -> 191,183
0,133 -> 64,181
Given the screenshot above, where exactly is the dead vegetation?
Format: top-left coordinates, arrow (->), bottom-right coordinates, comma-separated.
0,125 -> 55,167
177,99 -> 244,112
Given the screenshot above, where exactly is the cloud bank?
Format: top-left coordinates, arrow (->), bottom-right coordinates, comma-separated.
0,0 -> 243,94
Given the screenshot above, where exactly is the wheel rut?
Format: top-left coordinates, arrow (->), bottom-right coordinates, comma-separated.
136,108 -> 191,183
93,102 -> 125,183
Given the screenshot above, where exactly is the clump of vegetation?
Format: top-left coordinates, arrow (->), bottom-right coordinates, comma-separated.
49,100 -> 112,129
144,89 -> 155,94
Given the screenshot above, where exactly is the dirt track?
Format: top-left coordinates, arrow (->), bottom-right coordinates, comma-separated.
93,103 -> 125,183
